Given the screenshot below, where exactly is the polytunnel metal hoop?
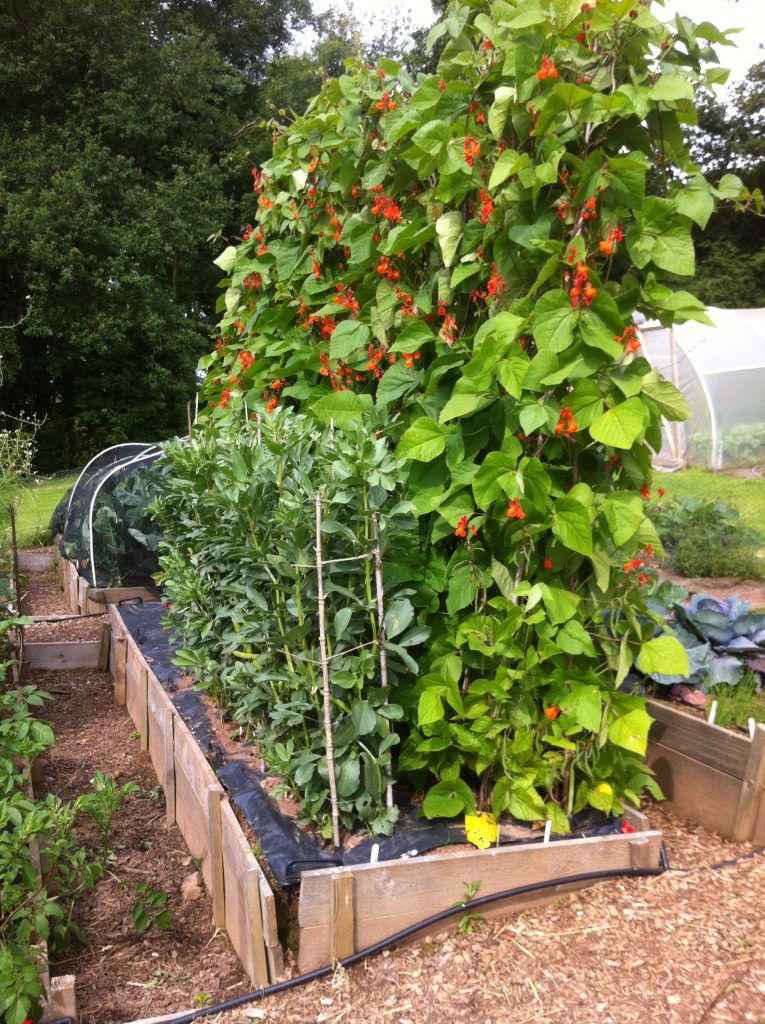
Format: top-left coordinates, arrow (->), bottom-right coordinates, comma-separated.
87,447 -> 161,588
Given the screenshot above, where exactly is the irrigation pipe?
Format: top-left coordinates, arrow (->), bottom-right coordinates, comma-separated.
125,856 -> 669,1024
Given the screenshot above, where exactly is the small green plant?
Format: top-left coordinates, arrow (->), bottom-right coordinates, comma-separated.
132,883 -> 172,935
708,673 -> 765,731
191,992 -> 212,1008
77,770 -> 140,863
129,728 -> 141,742
456,880 -> 484,934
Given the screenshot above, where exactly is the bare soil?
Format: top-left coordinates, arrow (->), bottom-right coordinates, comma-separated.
23,561 -> 765,1024
660,569 -> 765,611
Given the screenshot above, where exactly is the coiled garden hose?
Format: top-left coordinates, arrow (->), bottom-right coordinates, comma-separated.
147,849 -> 670,1024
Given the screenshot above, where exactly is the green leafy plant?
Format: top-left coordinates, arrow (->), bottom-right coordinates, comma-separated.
132,883 -> 173,935
155,412 -> 424,837
707,673 -> 765,731
161,0 -> 755,834
652,496 -> 764,580
456,879 -> 484,933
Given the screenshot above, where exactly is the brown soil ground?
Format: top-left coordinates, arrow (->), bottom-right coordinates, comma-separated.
660,569 -> 765,611
21,559 -> 765,1024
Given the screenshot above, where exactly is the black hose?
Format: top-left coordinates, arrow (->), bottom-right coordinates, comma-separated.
152,854 -> 668,1024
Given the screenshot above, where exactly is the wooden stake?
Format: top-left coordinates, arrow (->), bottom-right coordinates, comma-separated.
733,724 -> 765,842
315,492 -> 341,849
163,706 -> 176,825
371,513 -> 393,811
138,665 -> 149,752
98,622 -> 111,671
328,869 -> 355,962
186,401 -> 193,443
206,784 -> 226,928
9,505 -> 22,614
114,636 -> 127,706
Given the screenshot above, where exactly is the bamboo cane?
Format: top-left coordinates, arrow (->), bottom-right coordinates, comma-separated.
315,492 -> 341,848
371,513 -> 393,810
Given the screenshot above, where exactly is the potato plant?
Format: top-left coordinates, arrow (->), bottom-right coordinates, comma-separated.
168,0 -> 753,831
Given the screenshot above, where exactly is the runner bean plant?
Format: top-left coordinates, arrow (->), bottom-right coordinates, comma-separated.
165,0 -> 757,832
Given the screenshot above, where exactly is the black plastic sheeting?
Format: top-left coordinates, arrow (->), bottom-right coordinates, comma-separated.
119,603 -> 625,888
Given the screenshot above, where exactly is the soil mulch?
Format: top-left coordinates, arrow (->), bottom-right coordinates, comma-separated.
20,555 -> 103,642
23,562 -> 765,1024
660,569 -> 765,611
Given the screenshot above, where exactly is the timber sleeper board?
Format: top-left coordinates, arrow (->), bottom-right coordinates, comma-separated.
297,830 -> 663,973
646,698 -> 765,843
17,549 -> 56,572
58,557 -> 160,614
22,640 -> 101,671
111,606 -> 280,985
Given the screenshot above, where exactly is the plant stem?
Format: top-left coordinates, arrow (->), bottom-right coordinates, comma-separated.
315,491 -> 341,849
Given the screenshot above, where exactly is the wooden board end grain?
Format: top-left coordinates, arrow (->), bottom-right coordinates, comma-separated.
297,829 -> 662,973
42,974 -> 77,1022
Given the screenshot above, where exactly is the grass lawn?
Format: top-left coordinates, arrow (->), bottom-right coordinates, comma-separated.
654,469 -> 765,539
1,473 -> 78,548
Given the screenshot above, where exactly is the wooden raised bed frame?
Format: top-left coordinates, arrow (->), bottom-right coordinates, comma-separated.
646,696 -> 765,843
108,605 -> 663,978
58,554 -> 159,615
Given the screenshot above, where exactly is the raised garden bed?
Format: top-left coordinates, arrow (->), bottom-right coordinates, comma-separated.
58,554 -> 159,615
108,603 -> 663,977
646,696 -> 765,843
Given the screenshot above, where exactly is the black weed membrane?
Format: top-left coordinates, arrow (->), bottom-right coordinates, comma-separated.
53,443 -> 164,588
120,603 -> 625,888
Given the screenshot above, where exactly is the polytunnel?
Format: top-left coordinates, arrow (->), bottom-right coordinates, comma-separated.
638,308 -> 765,470
54,442 -> 164,588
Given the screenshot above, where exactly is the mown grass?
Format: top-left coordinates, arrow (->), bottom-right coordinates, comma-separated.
0,473 -> 78,549
654,469 -> 765,540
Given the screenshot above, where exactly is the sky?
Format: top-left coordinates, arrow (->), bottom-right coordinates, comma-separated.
304,0 -> 765,83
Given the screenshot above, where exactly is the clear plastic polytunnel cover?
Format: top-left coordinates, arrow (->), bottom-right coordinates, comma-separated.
639,308 -> 765,471
54,443 -> 164,588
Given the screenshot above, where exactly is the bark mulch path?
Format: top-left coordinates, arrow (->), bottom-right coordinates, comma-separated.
24,561 -> 765,1024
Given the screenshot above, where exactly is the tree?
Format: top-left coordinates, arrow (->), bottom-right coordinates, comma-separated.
686,61 -> 765,307
0,0 -> 309,470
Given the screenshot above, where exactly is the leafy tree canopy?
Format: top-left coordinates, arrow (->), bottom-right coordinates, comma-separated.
0,0 -> 309,469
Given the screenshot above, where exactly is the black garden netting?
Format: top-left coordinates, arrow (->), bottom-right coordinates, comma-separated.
120,602 -> 627,888
53,443 -> 164,588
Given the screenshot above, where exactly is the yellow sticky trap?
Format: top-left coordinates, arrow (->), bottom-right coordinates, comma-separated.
465,811 -> 498,849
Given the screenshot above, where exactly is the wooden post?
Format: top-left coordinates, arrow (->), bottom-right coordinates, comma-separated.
243,868 -> 270,987
163,706 -> 176,826
315,492 -> 341,850
629,835 -> 654,869
187,401 -> 193,443
328,870 -> 355,962
43,975 -> 77,1022
8,505 -> 22,614
114,636 -> 127,706
206,785 -> 225,928
98,622 -> 111,671
138,665 -> 149,752
78,578 -> 90,614
60,557 -> 69,605
371,513 -> 393,810
732,724 -> 765,842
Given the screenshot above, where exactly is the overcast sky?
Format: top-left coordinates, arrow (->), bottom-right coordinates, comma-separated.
305,0 -> 764,83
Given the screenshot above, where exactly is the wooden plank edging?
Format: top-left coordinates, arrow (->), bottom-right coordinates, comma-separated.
297,830 -> 663,973
22,641 -> 101,671
647,698 -> 765,842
